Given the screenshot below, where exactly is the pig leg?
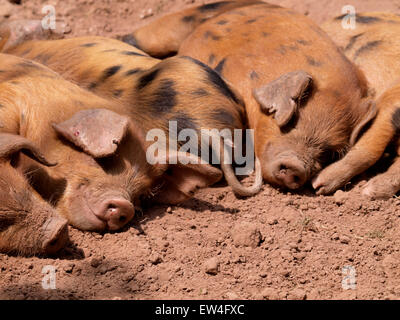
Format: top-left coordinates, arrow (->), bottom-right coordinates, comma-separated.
253,71 -> 313,127
313,84 -> 400,195
362,154 -> 400,199
120,0 -> 263,58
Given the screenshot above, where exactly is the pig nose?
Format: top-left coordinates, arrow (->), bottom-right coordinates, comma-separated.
273,159 -> 306,189
42,216 -> 69,255
100,199 -> 135,231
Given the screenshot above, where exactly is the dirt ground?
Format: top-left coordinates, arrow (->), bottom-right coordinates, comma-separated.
1,0 -> 400,300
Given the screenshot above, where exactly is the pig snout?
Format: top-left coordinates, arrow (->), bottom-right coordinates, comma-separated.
42,216 -> 69,254
93,198 -> 135,231
271,157 -> 307,189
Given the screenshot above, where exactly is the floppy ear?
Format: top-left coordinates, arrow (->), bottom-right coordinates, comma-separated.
151,152 -> 223,205
349,100 -> 377,146
253,70 -> 313,127
0,133 -> 56,166
52,109 -> 130,158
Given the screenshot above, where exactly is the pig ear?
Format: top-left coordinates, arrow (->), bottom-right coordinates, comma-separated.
52,109 -> 130,158
253,70 -> 313,127
0,133 -> 56,166
151,152 -> 223,205
350,100 -> 377,146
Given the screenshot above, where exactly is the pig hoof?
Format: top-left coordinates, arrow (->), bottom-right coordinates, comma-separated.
42,216 -> 69,254
361,180 -> 396,200
312,175 -> 336,195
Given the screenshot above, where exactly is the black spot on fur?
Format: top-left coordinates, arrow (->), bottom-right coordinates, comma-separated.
121,51 -> 147,57
335,13 -> 382,24
250,71 -> 259,80
137,69 -> 160,90
101,65 -> 121,81
212,109 -> 235,127
102,49 -> 117,53
170,111 -> 198,132
192,88 -> 209,97
149,79 -> 177,113
88,82 -> 97,90
345,33 -> 364,51
125,68 -> 142,76
305,55 -> 323,67
214,58 -> 227,75
392,108 -> 400,131
354,40 -> 382,59
181,57 -> 242,106
217,20 -> 228,25
182,15 -> 196,23
297,39 -> 311,46
245,18 -> 257,24
208,54 -> 216,65
357,15 -> 382,24
81,43 -> 97,47
198,1 -> 231,12
204,31 -> 221,41
121,34 -> 142,50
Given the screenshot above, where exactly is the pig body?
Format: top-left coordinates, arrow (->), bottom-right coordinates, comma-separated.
5,35 -> 262,200
313,13 -> 400,198
122,1 -> 375,190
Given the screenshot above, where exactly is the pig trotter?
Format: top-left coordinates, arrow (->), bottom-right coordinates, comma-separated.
312,161 -> 353,195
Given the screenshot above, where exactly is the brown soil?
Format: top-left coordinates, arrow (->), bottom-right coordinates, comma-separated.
1,0 -> 400,300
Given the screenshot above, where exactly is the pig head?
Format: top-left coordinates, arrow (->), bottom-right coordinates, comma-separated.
0,133 -> 68,256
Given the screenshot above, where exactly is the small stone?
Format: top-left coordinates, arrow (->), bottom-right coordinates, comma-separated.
104,24 -> 112,32
334,190 -> 348,205
261,288 -> 279,300
200,288 -> 208,295
204,257 -> 219,275
340,236 -> 351,244
287,288 -> 307,300
231,222 -> 262,248
63,263 -> 75,273
267,218 -> 278,225
90,257 -> 102,268
166,207 -> 173,214
128,282 -> 140,293
149,253 -> 162,265
331,233 -> 340,241
225,292 -> 240,300
140,8 -> 153,19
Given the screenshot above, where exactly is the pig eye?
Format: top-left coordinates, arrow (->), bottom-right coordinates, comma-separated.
319,148 -> 338,165
96,154 -> 122,172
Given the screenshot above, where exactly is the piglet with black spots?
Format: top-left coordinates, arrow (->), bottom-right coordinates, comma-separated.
122,1 -> 376,191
